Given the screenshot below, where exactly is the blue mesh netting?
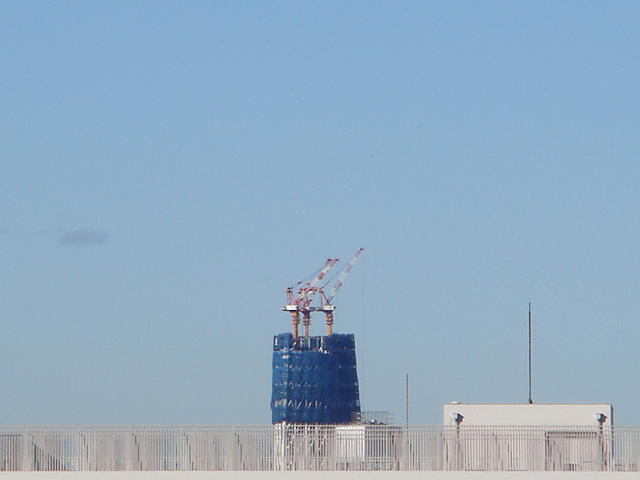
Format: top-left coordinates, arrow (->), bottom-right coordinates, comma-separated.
271,333 -> 361,424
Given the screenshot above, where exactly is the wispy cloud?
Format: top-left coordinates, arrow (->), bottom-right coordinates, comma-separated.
58,228 -> 110,247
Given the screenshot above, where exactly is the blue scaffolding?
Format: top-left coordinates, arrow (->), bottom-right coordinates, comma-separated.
271,333 -> 361,424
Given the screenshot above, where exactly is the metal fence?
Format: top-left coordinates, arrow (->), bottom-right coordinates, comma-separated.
1,425 -> 640,472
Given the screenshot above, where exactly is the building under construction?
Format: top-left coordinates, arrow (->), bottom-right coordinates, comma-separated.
271,249 -> 364,424
1,245 -> 633,475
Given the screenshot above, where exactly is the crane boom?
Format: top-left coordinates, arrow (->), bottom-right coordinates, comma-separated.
299,258 -> 338,309
325,248 -> 364,303
319,248 -> 364,335
298,258 -> 338,337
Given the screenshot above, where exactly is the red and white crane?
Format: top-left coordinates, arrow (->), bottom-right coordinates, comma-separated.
283,258 -> 338,339
317,248 -> 364,335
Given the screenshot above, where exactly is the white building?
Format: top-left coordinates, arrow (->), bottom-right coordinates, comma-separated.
443,403 -> 613,427
441,403 -> 615,472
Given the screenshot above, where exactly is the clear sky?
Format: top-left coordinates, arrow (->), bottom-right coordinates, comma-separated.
2,1 -> 640,425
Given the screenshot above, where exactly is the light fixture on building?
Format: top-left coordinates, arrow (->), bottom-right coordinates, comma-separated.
452,413 -> 464,425
596,413 -> 607,425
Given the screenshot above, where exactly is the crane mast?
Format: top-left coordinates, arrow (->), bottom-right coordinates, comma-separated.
283,258 -> 338,339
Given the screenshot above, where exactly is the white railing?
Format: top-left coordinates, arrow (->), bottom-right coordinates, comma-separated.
1,425 -> 639,472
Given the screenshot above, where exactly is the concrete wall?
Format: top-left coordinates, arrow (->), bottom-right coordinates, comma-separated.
443,404 -> 613,427
1,472 -> 640,479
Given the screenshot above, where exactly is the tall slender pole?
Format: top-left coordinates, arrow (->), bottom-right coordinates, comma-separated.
405,373 -> 409,425
528,302 -> 533,404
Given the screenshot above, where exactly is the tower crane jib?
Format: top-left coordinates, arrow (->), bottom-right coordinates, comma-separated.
319,248 -> 364,335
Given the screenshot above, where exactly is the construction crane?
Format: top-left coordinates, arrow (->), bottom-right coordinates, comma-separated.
317,248 -> 364,335
283,258 -> 338,339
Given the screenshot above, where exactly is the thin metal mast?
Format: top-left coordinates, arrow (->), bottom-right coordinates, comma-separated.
528,302 -> 533,404
406,373 -> 409,425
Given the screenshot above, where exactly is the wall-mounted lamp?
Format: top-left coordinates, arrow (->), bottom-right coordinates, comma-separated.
596,413 -> 607,425
452,413 -> 464,425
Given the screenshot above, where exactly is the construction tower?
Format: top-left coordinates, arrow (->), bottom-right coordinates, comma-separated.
271,249 -> 364,424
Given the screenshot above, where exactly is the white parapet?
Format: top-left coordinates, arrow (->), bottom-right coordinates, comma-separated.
443,404 -> 614,427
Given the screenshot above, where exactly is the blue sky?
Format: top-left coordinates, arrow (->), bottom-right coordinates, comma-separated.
1,1 -> 640,425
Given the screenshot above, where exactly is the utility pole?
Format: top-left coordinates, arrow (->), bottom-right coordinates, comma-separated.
405,373 -> 409,425
528,302 -> 533,405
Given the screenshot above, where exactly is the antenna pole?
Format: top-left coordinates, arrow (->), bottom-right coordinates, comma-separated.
406,373 -> 409,425
528,302 -> 533,404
